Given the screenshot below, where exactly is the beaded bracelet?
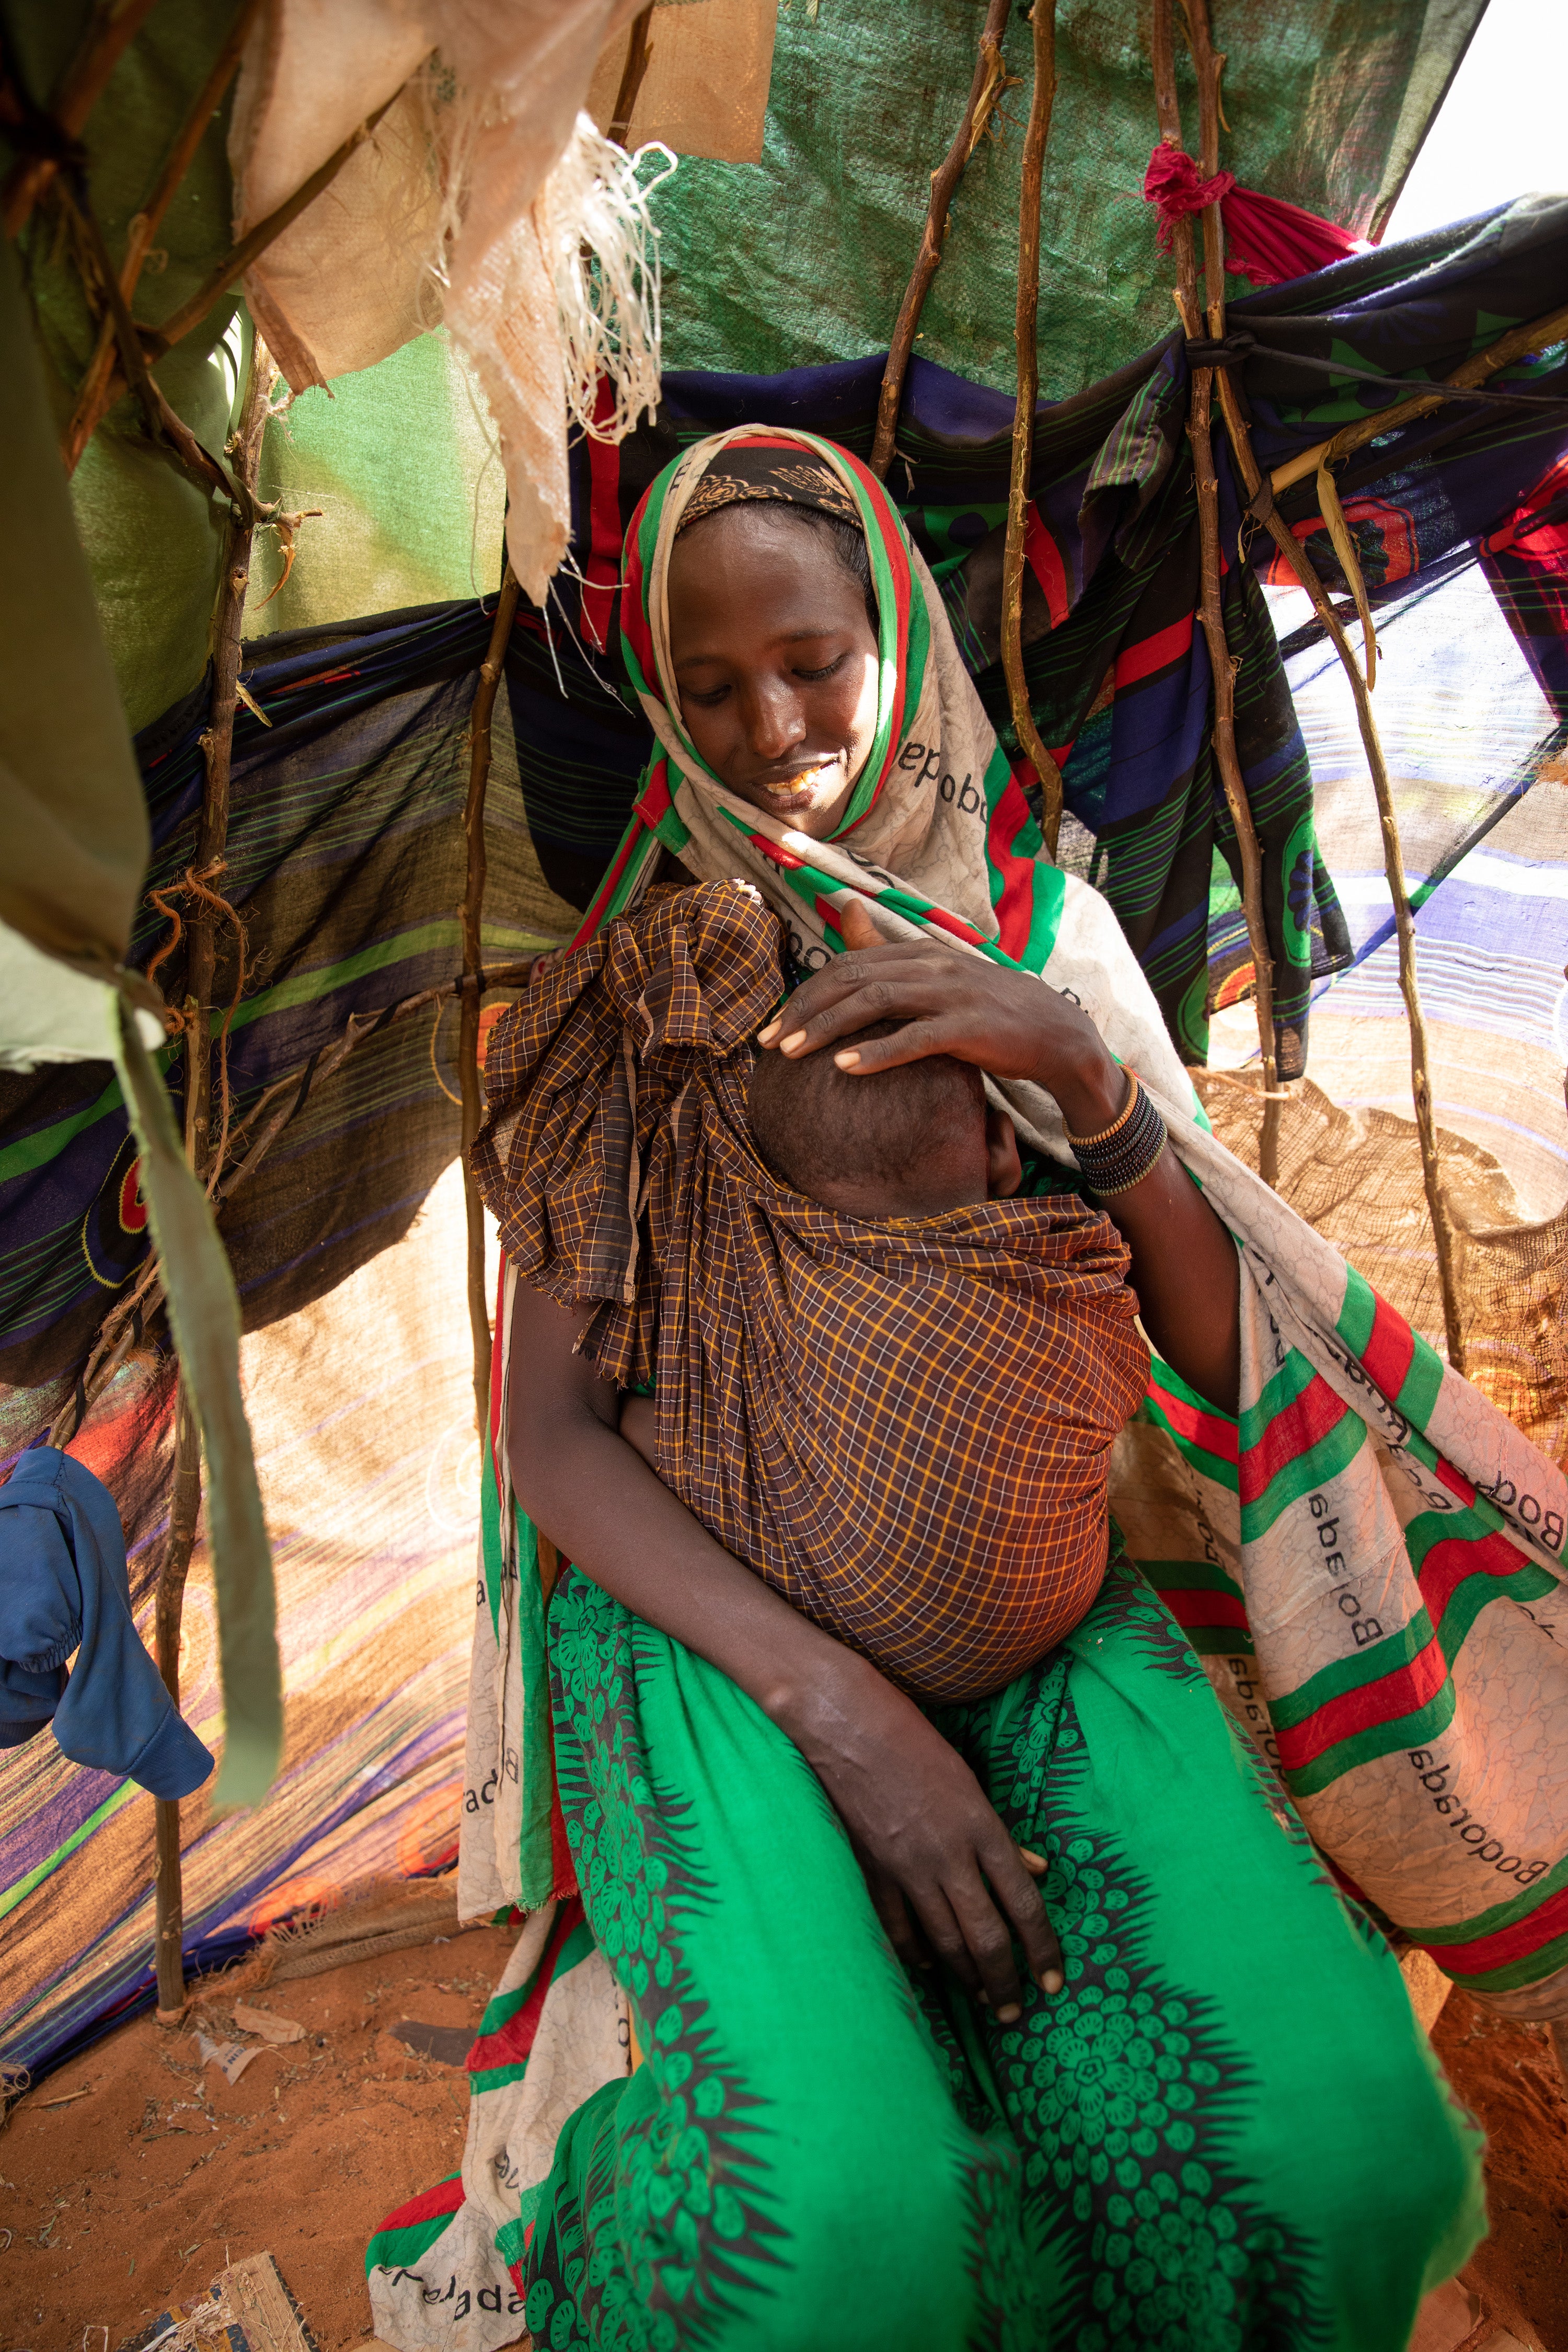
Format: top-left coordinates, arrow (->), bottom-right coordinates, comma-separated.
1066,1070 -> 1168,1195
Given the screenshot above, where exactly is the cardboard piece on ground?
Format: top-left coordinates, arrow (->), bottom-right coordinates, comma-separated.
118,2251 -> 320,2352
389,2020 -> 475,2067
232,2002 -> 306,2044
195,2031 -> 262,2084
1399,1946 -> 1455,2038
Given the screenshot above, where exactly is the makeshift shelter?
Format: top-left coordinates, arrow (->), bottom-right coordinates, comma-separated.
2,0 -> 1565,2221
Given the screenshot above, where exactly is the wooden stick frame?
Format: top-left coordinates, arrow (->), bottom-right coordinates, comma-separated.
1151,0 -> 1282,1186
1212,368 -> 1470,1368
999,0 -> 1066,859
1270,298 -> 1568,500
151,336 -> 273,2019
1,0 -> 160,237
608,5 -> 656,147
61,0 -> 266,475
869,0 -> 1012,482
459,568 -> 523,1439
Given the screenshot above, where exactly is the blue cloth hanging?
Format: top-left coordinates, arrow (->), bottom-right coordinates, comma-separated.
1,1446 -> 212,1797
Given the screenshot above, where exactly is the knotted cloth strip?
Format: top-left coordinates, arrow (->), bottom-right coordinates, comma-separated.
1143,140 -> 1363,289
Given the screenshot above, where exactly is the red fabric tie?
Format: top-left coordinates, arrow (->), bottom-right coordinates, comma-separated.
1143,141 -> 1234,251
1142,140 -> 1364,290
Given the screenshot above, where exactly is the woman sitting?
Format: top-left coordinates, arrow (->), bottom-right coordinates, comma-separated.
431,430 -> 1568,2350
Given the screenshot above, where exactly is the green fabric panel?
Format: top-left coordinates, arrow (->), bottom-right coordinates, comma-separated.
528,1550 -> 1485,2344
0,234 -> 147,966
113,998 -> 281,1808
249,331 -> 505,639
4,0 -> 253,733
4,0 -> 503,728
651,0 -> 1487,398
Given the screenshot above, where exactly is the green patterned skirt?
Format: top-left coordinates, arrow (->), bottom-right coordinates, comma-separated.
525,1548 -> 1484,2350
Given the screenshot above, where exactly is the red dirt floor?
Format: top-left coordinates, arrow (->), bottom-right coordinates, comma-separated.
2,1949 -> 1565,2351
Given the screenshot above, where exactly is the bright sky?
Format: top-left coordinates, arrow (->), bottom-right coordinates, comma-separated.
1381,0 -> 1568,244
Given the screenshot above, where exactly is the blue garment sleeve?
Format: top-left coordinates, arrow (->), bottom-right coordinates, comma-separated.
0,1447 -> 213,1798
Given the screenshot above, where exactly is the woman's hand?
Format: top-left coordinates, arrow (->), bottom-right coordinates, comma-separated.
760,896 -> 1242,1412
783,1651 -> 1063,2021
516,1284 -> 1061,2016
759,897 -> 1128,1135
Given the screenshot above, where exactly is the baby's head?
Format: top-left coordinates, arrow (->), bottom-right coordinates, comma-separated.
747,1022 -> 1020,1217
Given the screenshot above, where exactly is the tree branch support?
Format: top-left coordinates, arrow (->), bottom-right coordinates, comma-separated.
1153,0 -> 1279,1184
460,568 -> 521,1439
153,334 -> 272,2021
1000,0 -> 1066,857
870,0 -> 1012,481
1213,368 -> 1468,1367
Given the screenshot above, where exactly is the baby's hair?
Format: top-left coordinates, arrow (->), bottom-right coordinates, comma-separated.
747,1019 -> 983,1204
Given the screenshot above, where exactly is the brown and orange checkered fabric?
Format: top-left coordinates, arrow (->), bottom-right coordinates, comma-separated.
472,884 -> 1149,1702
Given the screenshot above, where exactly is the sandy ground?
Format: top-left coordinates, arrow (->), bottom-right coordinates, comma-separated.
1432,1991 -> 1568,2351
3,1939 -> 1566,2352
0,1925 -> 516,2352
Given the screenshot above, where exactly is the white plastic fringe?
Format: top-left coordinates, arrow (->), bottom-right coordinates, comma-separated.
549,116 -> 677,443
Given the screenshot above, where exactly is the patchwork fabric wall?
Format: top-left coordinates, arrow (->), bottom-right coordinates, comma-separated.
2,1167 -> 480,2077
0,617 -> 580,2077
6,196 -> 1567,2078
648,0 -> 1487,397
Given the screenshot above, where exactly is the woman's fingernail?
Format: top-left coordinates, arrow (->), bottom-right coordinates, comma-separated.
1018,1847 -> 1047,1872
834,1049 -> 861,1069
757,1019 -> 781,1044
780,1030 -> 808,1054
1039,1969 -> 1064,1996
996,2002 -> 1022,2026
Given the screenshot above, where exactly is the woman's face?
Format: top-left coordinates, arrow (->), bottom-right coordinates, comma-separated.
665,504 -> 880,840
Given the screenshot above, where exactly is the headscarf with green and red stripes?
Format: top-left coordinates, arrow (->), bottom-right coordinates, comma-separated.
574,425 -> 1068,983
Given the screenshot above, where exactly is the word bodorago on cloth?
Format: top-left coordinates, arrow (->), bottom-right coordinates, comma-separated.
367,425 -> 1568,2349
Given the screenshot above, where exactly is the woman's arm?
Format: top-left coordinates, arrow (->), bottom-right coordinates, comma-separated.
758,899 -> 1242,1414
509,1281 -> 1063,2019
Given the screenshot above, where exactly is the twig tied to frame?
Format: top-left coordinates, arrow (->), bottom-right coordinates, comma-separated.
999,0 -> 1065,857
48,960 -> 541,1456
1,0 -> 160,237
1151,0 -> 1281,1185
870,0 -> 1013,481
1270,297 -> 1568,501
459,567 -> 523,1437
1213,371 -> 1469,1367
608,5 -> 655,146
61,0 -> 267,476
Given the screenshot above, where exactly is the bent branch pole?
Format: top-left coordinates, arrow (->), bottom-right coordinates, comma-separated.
152,339 -> 272,2021
70,79 -> 413,449
1213,372 -> 1468,1368
51,965 -> 541,1455
870,0 -> 1012,481
460,569 -> 522,1438
608,5 -> 656,146
63,0 -> 264,474
1,0 -> 160,237
153,1382 -> 201,2017
1270,298 -> 1568,500
1152,0 -> 1280,1184
1000,0 -> 1066,857
142,90 -> 404,360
